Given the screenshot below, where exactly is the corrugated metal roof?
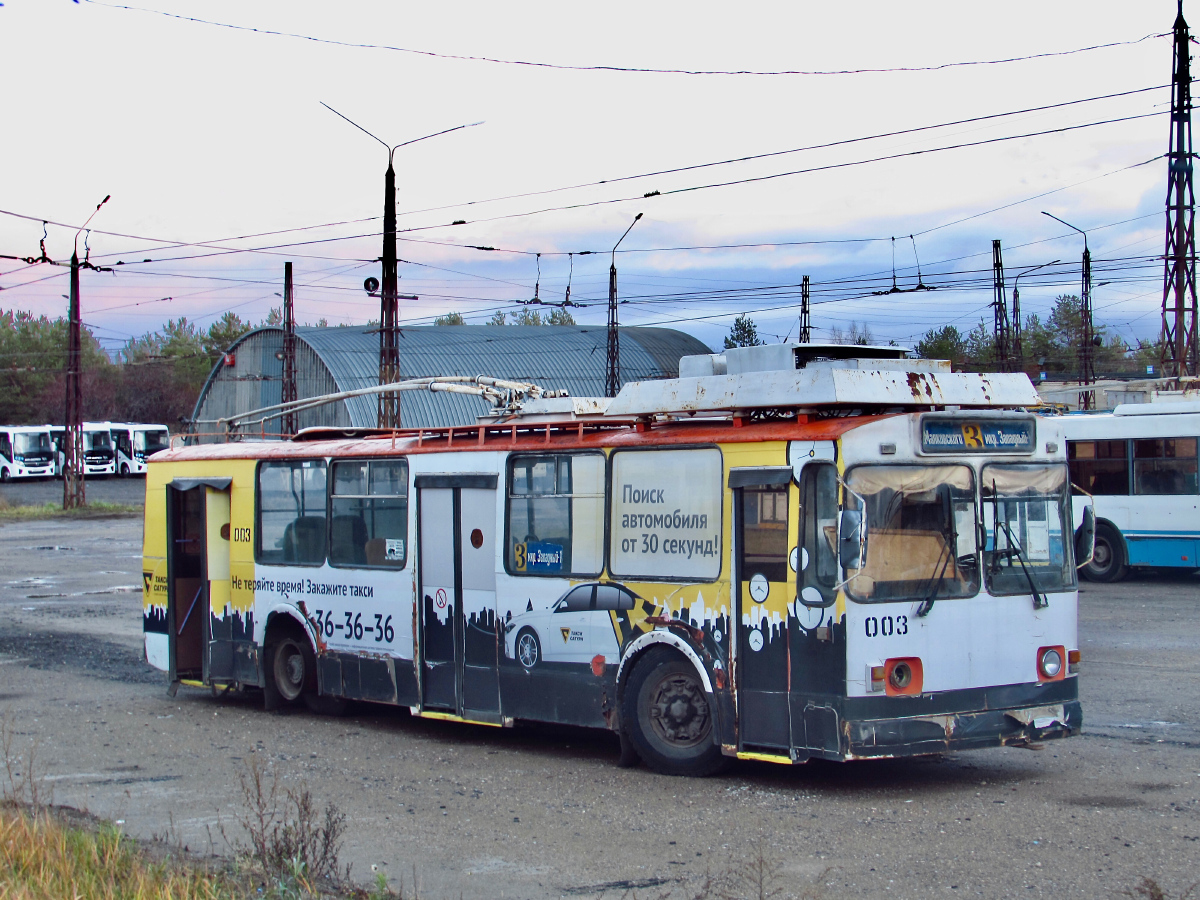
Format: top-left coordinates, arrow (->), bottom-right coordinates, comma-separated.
193,324 -> 710,431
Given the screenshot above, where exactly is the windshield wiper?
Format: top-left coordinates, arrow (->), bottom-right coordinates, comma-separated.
996,518 -> 1048,610
915,541 -> 953,618
916,487 -> 959,618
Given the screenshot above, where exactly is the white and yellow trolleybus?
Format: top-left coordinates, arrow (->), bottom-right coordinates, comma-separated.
142,344 -> 1091,775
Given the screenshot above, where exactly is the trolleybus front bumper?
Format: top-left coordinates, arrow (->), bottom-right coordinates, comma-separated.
845,699 -> 1082,758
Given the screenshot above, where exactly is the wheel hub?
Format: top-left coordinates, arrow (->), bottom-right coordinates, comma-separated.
284,652 -> 304,687
649,674 -> 709,746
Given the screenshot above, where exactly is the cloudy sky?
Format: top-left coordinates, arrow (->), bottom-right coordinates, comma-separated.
0,0 -> 1182,353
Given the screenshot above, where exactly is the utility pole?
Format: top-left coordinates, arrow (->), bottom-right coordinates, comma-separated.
799,276 -> 812,343
1012,260 -> 1060,375
379,153 -> 400,429
1160,0 -> 1199,380
606,213 -> 642,398
1080,245 -> 1096,409
320,103 -> 482,428
1043,212 -> 1095,409
63,252 -> 84,509
992,240 -> 1011,371
62,194 -> 110,510
281,262 -> 297,436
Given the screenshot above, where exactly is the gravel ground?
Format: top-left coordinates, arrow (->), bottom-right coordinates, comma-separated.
0,475 -> 147,508
0,516 -> 1197,900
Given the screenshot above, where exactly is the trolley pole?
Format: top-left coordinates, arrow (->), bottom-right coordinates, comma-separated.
606,213 -> 642,398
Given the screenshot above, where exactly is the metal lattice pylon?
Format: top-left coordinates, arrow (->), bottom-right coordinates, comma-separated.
1160,0 -> 1199,379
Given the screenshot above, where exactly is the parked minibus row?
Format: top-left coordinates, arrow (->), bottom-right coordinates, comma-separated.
0,422 -> 170,481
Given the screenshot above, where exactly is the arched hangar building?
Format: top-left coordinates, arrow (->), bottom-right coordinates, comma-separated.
190,324 -> 710,438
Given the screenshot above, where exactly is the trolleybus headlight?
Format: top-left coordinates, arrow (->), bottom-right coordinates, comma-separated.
883,657 -> 923,696
1038,646 -> 1064,680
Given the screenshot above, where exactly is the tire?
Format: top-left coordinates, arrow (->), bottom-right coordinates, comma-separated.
268,635 -> 312,704
622,648 -> 727,777
119,463 -> 130,477
1082,522 -> 1128,583
0,467 -> 9,483
516,628 -> 541,669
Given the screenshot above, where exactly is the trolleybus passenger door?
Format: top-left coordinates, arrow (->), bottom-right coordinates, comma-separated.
417,476 -> 500,718
203,487 -> 235,683
459,487 -> 500,716
730,468 -> 794,752
166,485 -> 208,686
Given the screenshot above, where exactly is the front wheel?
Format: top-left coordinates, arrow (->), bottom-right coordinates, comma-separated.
1082,523 -> 1128,583
119,463 -> 130,477
0,467 -> 9,483
622,649 -> 727,777
516,628 -> 541,669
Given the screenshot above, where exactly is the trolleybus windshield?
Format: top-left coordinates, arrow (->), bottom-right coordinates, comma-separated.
843,464 -> 979,603
982,464 -> 1075,595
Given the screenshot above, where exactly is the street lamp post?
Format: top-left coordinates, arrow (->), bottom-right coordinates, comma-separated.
1011,259 -> 1060,374
606,213 -> 642,398
321,104 -> 481,428
1042,212 -> 1095,409
63,194 -> 110,510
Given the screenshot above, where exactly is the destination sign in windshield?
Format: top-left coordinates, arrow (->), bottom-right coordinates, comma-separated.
920,417 -> 1035,454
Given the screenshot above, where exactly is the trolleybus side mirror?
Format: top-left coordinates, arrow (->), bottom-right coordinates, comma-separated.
1075,505 -> 1096,569
838,509 -> 865,571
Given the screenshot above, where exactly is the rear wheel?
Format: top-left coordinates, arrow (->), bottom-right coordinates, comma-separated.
623,648 -> 727,777
1082,523 -> 1128,583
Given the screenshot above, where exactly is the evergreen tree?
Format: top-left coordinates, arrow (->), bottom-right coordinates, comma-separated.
724,314 -> 762,349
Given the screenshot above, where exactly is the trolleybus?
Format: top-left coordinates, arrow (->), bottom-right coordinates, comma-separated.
142,344 -> 1090,774
0,425 -> 56,481
1061,400 -> 1200,582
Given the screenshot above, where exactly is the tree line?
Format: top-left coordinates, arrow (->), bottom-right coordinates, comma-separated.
0,308 -> 270,427
1,304 -> 580,428
915,295 -> 1160,376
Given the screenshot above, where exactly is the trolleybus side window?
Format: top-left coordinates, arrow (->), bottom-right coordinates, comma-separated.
797,463 -> 838,602
609,448 -> 723,581
329,459 -> 409,569
506,453 -> 604,576
1068,439 -> 1128,495
0,433 -> 10,462
1133,437 -> 1198,495
256,460 -> 328,566
843,464 -> 978,603
982,463 -> 1074,595
741,486 -> 789,583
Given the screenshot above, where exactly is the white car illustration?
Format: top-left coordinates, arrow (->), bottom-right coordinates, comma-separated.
503,582 -> 639,668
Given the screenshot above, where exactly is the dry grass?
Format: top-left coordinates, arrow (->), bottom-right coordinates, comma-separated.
0,806 -> 237,900
0,500 -> 141,521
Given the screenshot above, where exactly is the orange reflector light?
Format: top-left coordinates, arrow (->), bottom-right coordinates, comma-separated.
1068,648 -> 1081,675
869,665 -> 885,692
